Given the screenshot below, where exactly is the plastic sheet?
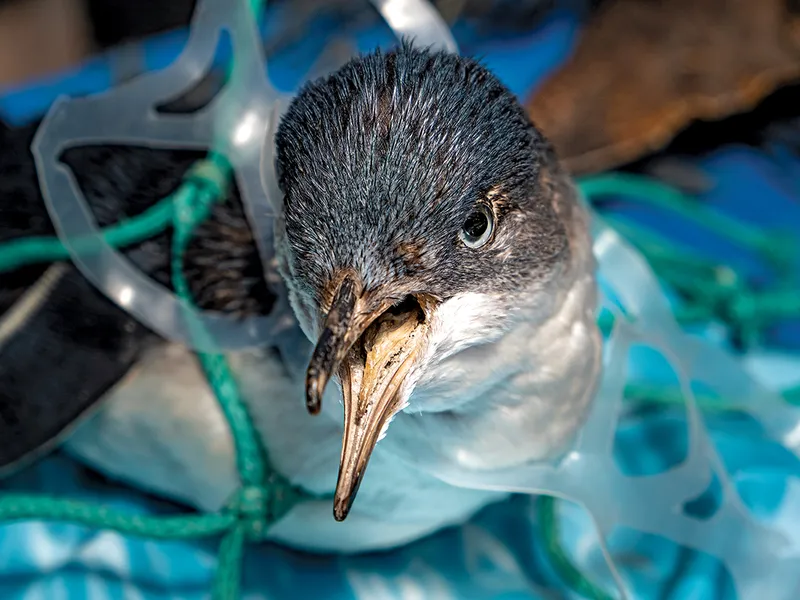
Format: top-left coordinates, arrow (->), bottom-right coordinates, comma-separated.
32,0 -> 455,352
389,213 -> 800,599
29,0 -> 800,598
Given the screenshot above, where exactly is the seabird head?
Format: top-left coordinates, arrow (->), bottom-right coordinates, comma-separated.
274,43 -> 588,521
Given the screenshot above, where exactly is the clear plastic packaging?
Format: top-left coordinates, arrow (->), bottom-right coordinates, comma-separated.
398,214 -> 800,599
31,0 -> 800,597
32,0 -> 455,352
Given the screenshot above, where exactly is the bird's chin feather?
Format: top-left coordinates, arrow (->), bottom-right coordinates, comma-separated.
426,292 -> 512,364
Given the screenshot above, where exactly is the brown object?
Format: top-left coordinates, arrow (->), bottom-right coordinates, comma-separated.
0,0 -> 92,88
526,0 -> 800,175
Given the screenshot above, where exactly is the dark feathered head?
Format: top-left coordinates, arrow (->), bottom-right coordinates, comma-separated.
273,43 -> 587,521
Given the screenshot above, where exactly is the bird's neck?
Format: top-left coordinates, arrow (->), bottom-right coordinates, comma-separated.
387,196 -> 602,475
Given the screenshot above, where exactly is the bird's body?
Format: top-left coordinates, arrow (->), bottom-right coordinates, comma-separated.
65,342 -> 508,552
3,45 -> 601,553
65,192 -> 598,552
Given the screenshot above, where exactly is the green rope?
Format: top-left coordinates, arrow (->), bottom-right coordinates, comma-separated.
173,159 -> 316,499
579,173 -> 797,274
213,525 -> 247,599
786,384 -> 800,406
165,156 -> 314,597
0,495 -> 235,539
169,155 -> 268,489
537,495 -> 616,600
583,174 -> 800,349
0,194 -> 175,272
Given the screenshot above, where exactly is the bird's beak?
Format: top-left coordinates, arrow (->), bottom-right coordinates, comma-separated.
305,274 -> 432,521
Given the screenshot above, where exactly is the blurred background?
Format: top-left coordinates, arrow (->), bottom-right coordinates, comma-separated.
0,0 -> 190,86
0,0 -> 583,86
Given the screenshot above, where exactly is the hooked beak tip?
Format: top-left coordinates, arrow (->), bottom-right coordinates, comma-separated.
333,466 -> 365,522
305,373 -> 325,415
333,496 -> 354,522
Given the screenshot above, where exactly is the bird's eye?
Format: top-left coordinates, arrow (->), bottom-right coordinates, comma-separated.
459,204 -> 494,249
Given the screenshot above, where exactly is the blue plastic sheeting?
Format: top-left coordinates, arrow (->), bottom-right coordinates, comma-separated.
1,6 -> 800,600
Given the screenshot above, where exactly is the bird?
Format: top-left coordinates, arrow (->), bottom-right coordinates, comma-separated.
0,44 -> 601,554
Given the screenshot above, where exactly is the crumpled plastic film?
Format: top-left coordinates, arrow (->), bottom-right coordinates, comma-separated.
395,211 -> 800,600
31,0 -> 456,352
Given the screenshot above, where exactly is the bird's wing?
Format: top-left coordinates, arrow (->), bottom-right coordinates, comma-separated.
0,264 -> 154,474
63,341 -> 242,512
0,121 -> 282,476
0,122 -> 164,474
